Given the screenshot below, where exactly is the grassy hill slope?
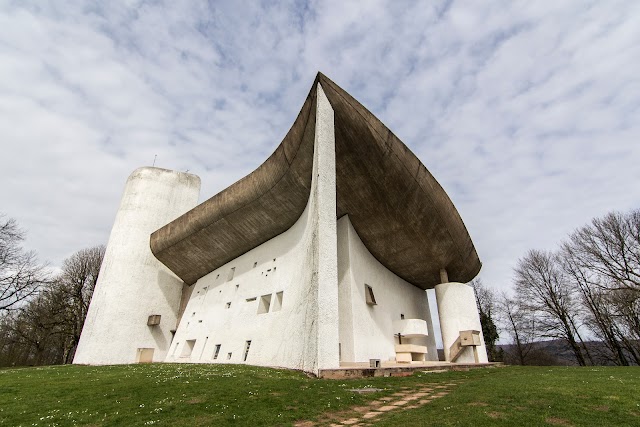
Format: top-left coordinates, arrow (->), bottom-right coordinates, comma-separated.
1,364 -> 638,426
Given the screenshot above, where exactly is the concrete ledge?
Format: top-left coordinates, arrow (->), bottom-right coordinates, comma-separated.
317,362 -> 503,379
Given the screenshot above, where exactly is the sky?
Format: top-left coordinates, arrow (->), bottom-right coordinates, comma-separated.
1,0 -> 639,297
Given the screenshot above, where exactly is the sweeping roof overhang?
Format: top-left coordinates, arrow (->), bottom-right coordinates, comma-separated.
150,73 -> 481,289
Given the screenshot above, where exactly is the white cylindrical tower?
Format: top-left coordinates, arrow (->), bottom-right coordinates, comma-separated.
74,167 -> 200,365
435,282 -> 488,363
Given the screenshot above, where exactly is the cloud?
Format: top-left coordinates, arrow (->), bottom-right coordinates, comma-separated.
0,0 -> 639,300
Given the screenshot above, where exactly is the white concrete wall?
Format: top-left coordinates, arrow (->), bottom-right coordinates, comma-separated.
165,84 -> 340,373
435,282 -> 488,363
74,167 -> 200,365
337,215 -> 439,363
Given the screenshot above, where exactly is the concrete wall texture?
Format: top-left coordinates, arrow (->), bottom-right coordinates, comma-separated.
75,77 -> 487,371
74,167 -> 200,365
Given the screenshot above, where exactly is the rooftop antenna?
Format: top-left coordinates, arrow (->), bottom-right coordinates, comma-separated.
152,154 -> 157,167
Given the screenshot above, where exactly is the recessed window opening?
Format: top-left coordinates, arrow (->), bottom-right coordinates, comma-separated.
257,294 -> 272,314
365,284 -> 377,305
235,284 -> 239,291
227,267 -> 235,281
227,352 -> 232,360
273,267 -> 276,271
400,314 -> 405,320
243,340 -> 252,361
253,262 -> 257,268
216,274 -> 220,279
181,339 -> 196,357
213,344 -> 221,360
225,302 -> 231,309
273,258 -> 276,262
246,297 -> 257,302
192,312 -> 196,317
199,337 -> 209,360
272,291 -> 283,312
198,320 -> 202,323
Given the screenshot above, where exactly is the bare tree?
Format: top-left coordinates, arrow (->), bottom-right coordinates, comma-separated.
0,245 -> 105,367
561,210 -> 640,365
55,245 -> 105,363
561,249 -> 636,365
470,278 -> 502,361
0,214 -> 49,312
513,250 -> 591,365
564,210 -> 640,292
497,292 -> 537,365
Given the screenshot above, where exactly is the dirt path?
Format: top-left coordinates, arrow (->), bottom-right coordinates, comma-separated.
294,381 -> 459,426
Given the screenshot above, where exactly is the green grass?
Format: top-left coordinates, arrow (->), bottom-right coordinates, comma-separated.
0,364 -> 638,426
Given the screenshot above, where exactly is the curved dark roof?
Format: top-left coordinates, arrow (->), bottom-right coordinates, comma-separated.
150,73 -> 481,289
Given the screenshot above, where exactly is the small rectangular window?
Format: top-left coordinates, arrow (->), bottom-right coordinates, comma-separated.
227,267 -> 235,281
243,340 -> 252,361
246,297 -> 257,302
225,302 -> 231,309
272,291 -> 283,312
181,339 -> 196,357
213,344 -> 221,360
227,352 -> 232,360
253,262 -> 257,268
365,284 -> 377,305
199,337 -> 208,360
257,294 -> 272,314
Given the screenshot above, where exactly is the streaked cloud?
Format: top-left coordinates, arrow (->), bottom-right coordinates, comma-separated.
1,0 -> 638,296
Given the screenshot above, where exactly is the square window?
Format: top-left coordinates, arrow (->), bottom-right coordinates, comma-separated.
181,339 -> 196,357
257,294 -> 271,314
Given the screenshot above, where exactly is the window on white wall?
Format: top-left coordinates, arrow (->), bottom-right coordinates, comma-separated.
181,340 -> 196,357
213,344 -> 221,360
365,284 -> 377,305
227,267 -> 235,281
243,340 -> 252,361
272,291 -> 283,312
257,294 -> 272,314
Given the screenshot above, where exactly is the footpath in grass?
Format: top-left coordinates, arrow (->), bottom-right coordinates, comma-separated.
0,364 -> 639,426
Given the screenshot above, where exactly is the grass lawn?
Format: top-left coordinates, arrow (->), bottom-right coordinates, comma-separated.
0,364 -> 638,426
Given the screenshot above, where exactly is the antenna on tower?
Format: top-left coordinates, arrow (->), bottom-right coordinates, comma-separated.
152,154 -> 157,167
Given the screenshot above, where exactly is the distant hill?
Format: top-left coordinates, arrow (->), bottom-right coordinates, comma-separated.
496,339 -> 639,366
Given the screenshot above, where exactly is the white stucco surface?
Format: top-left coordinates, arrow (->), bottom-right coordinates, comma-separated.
73,167 -> 200,365
435,282 -> 488,363
165,84 -> 339,373
337,216 -> 438,364
74,85 -> 485,372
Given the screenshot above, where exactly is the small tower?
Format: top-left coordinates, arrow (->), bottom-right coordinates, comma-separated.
74,167 -> 200,364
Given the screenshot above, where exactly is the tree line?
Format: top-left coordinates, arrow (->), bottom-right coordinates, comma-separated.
0,213 -> 104,366
3,208 -> 638,367
475,208 -> 640,366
